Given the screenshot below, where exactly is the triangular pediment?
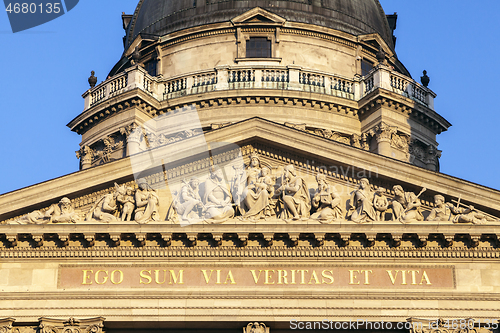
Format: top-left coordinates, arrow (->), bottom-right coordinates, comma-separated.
231,7 -> 286,26
358,33 -> 394,58
1,118 -> 500,229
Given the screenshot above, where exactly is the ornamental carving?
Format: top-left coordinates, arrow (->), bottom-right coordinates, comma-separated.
284,122 -> 370,149
75,146 -> 94,168
92,134 -> 125,165
0,319 -> 15,333
37,318 -> 104,333
7,151 -> 500,225
391,132 -> 411,151
142,128 -> 203,149
368,122 -> 397,143
243,323 -> 269,333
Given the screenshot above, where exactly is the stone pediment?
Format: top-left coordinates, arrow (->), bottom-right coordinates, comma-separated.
1,117 -> 499,232
231,7 -> 287,26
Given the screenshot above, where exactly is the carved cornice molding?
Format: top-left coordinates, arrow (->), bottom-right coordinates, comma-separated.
171,94 -> 358,118
72,95 -> 158,135
0,318 -> 15,333
0,231 -> 499,256
359,94 -> 449,134
37,318 -> 104,333
2,290 -> 500,302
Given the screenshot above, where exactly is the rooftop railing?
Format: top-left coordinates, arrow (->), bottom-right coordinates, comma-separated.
83,64 -> 435,112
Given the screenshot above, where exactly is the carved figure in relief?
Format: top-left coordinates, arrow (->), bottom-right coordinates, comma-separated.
16,197 -> 80,224
87,183 -> 121,223
234,154 -> 276,220
242,166 -> 276,219
173,177 -> 204,221
276,164 -> 311,220
391,185 -> 424,223
116,185 -> 135,221
426,195 -> 489,224
134,178 -> 160,224
347,178 -> 376,223
203,166 -> 234,222
232,153 -> 262,214
310,174 -> 343,222
373,188 -> 389,221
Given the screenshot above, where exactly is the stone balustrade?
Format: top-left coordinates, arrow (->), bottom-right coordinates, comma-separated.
82,64 -> 435,112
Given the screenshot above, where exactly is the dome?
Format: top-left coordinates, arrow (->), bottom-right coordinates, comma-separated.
124,0 -> 394,50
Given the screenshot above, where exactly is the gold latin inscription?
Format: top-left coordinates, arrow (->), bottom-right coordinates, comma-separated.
349,270 -> 371,285
68,266 -> 448,289
81,270 -> 124,285
386,270 -> 432,285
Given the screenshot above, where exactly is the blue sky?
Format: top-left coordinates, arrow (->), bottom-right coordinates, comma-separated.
0,0 -> 499,195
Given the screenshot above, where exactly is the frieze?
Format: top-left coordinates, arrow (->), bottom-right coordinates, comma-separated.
3,148 -> 499,226
0,239 -> 499,257
284,123 -> 370,151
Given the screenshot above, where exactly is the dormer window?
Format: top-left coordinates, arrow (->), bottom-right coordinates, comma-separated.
246,37 -> 271,58
145,60 -> 157,76
361,59 -> 374,76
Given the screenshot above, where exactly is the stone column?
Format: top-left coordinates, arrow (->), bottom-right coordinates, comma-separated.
369,122 -> 397,158
76,146 -> 94,170
425,145 -> 442,171
120,122 -> 142,156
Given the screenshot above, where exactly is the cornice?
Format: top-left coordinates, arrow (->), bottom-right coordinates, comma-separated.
359,88 -> 450,134
1,223 -> 500,255
68,90 -> 160,136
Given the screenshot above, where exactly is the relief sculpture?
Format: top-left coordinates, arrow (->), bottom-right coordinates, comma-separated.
9,152 -> 500,225
391,185 -> 425,223
310,174 -> 343,222
203,166 -> 235,223
276,165 -> 311,220
347,178 -> 376,223
233,153 -> 276,220
134,178 -> 160,224
16,197 -> 81,224
170,177 -> 204,222
426,194 -> 492,224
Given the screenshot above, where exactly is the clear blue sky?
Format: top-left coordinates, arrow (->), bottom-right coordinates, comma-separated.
0,0 -> 499,195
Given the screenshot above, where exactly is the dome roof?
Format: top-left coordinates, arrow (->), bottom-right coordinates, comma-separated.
124,0 -> 394,50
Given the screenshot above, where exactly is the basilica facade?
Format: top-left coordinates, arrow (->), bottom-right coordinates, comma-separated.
1,1 -> 499,332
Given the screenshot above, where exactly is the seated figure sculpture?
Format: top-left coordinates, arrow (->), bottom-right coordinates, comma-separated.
426,194 -> 488,224
348,178 -> 376,223
232,153 -> 263,216
88,183 -> 121,223
391,185 -> 424,223
16,197 -> 79,224
276,164 -> 311,220
134,178 -> 160,224
241,166 -> 276,219
174,177 -> 204,222
310,174 -> 343,222
203,166 -> 234,222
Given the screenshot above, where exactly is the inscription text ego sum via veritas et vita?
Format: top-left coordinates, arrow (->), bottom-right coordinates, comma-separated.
57,266 -> 455,289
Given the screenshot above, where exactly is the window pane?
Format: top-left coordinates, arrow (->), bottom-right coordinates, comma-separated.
246,37 -> 271,58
